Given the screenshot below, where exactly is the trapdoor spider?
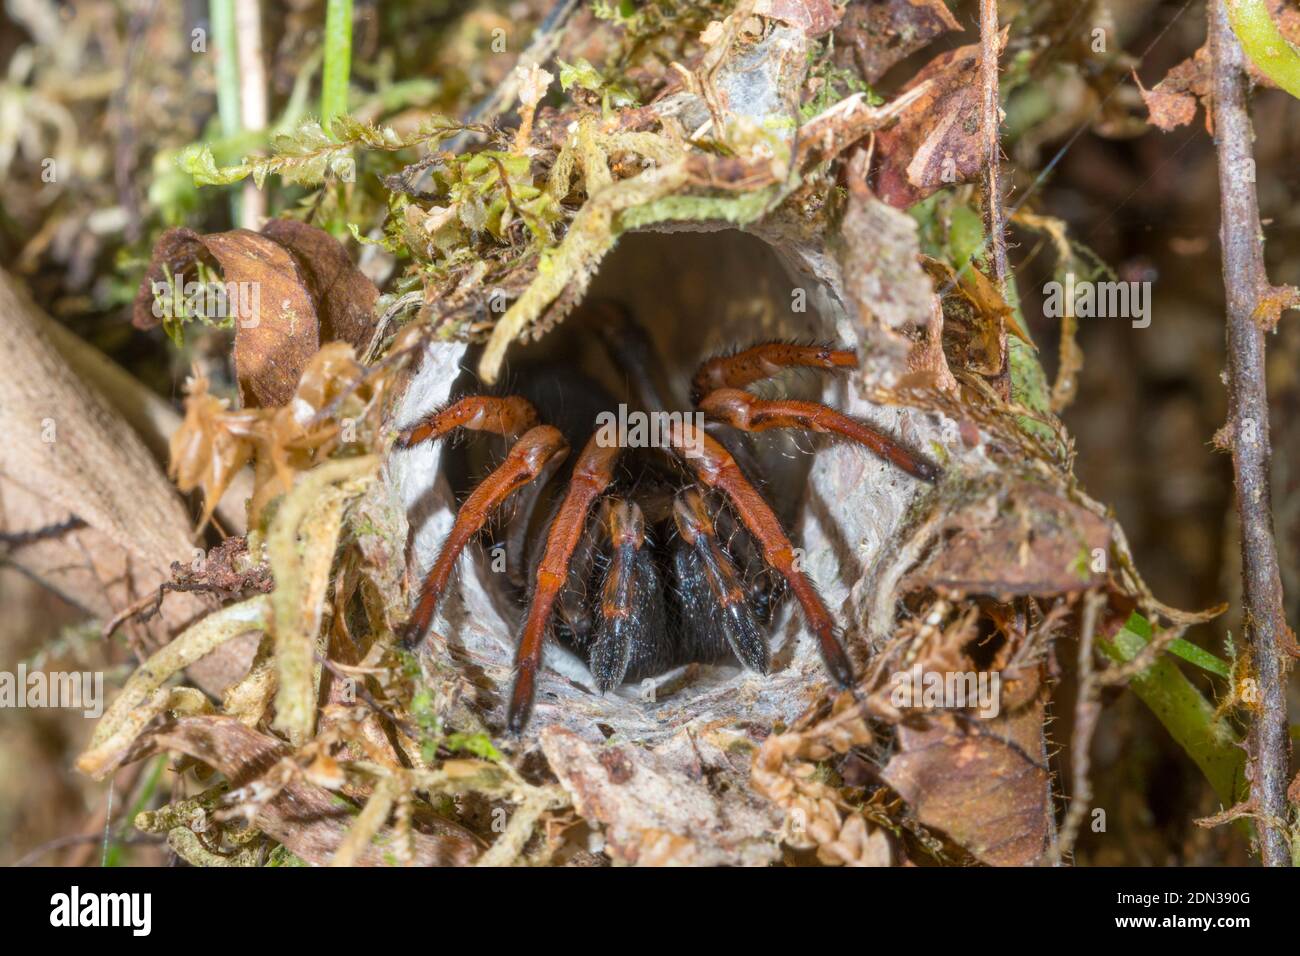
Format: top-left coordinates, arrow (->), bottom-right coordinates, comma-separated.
396,304 -> 939,732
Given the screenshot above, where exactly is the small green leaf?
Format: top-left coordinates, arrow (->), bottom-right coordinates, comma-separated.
177,143 -> 250,186
1226,0 -> 1300,100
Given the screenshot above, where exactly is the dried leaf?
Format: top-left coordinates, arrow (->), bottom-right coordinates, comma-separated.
874,34 -> 1007,208
833,0 -> 961,84
148,717 -> 478,866
906,483 -> 1111,599
134,223 -> 378,407
1134,55 -> 1209,132
541,726 -> 783,866
882,682 -> 1052,867
259,219 -> 379,351
840,153 -> 934,350
754,0 -> 843,37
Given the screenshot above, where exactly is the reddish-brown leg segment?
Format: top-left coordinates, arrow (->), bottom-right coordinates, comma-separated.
691,344 -> 858,403
395,395 -> 539,448
669,425 -> 854,689
396,395 -> 566,648
699,388 -> 940,482
507,435 -> 621,733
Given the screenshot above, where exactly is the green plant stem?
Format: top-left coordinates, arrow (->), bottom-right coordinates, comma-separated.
1100,621 -> 1247,809
321,0 -> 354,130
1225,0 -> 1300,99
210,0 -> 242,223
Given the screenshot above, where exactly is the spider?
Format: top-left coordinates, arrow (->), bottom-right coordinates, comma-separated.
395,304 -> 939,733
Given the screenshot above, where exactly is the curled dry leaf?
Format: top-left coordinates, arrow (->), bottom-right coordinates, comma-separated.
873,32 -> 1008,209
134,221 -> 378,407
905,483 -> 1111,599
881,670 -> 1053,867
833,0 -> 962,84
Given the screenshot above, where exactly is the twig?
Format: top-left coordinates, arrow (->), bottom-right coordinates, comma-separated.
978,0 -> 1010,294
0,516 -> 86,550
1209,0 -> 1294,867
1056,591 -> 1105,864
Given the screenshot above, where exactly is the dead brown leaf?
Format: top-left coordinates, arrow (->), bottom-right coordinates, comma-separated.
134,222 -> 377,408
906,483 -> 1111,599
873,33 -> 1006,208
541,726 -> 783,866
882,672 -> 1052,866
838,150 -> 934,356
755,0 -> 843,37
834,0 -> 962,84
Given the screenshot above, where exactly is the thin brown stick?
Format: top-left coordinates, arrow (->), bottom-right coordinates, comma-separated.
978,0 -> 1009,294
1056,591 -> 1105,864
1209,0 -> 1293,867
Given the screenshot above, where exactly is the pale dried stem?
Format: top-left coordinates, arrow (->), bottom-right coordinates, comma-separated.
1209,0 -> 1293,867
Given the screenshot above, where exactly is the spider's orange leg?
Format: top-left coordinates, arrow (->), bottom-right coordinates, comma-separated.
691,343 -> 858,403
395,395 -> 565,648
699,388 -> 940,482
508,435 -> 621,733
669,427 -> 854,689
395,395 -> 539,448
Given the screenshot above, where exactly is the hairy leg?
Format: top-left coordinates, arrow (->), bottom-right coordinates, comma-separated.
395,395 -> 539,448
691,343 -> 858,403
400,424 -> 568,647
671,487 -> 768,673
699,387 -> 939,482
589,499 -> 665,691
669,426 -> 853,688
395,395 -> 566,648
508,435 -> 621,733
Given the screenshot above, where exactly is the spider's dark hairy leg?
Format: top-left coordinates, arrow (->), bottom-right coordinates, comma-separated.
699,388 -> 941,483
553,520 -> 598,645
399,424 -> 569,649
671,488 -> 769,673
670,427 -> 854,689
714,505 -> 785,625
591,300 -> 679,413
691,343 -> 858,404
589,500 -> 663,692
508,435 -> 621,734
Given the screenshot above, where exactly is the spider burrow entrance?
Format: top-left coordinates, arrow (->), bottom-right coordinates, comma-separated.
392,231 -> 943,740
